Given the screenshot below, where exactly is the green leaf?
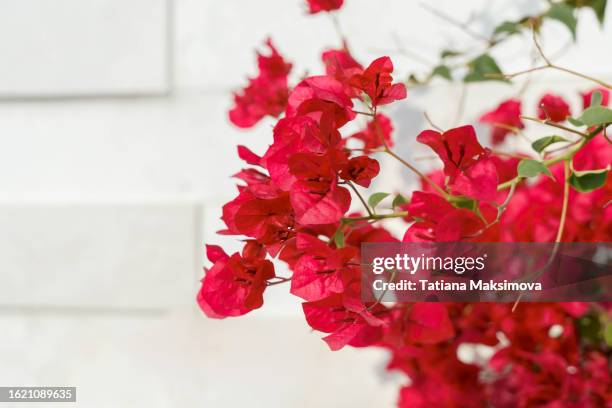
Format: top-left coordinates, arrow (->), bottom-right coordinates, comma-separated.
463,54 -> 508,83
440,49 -> 461,59
406,73 -> 422,86
493,21 -> 521,36
578,105 -> 612,126
591,90 -> 603,107
518,159 -> 554,179
591,0 -> 607,25
432,65 -> 452,80
577,314 -> 602,345
567,117 -> 585,127
546,3 -> 578,40
448,196 -> 477,210
570,0 -> 608,25
590,0 -> 608,25
604,321 -> 612,347
368,192 -> 390,209
391,194 -> 407,208
569,167 -> 609,192
332,228 -> 345,248
531,135 -> 568,153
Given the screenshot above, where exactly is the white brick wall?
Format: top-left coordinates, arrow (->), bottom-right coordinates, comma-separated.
0,1 -> 610,406
0,0 -> 169,97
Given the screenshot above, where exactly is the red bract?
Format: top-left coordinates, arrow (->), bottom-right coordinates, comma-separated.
402,192 -> 495,242
405,303 -> 455,345
286,76 -> 355,128
351,113 -> 394,152
339,156 -> 380,187
390,342 -> 484,407
485,303 -> 612,407
501,136 -> 611,242
349,57 -> 407,107
303,292 -> 386,350
581,87 -> 610,108
322,49 -> 363,97
288,152 -> 351,225
234,194 -> 294,244
306,0 -> 344,14
290,233 -> 358,301
198,242 -> 275,318
537,93 -> 571,122
229,39 -> 292,128
479,99 -> 524,145
417,125 -> 499,202
263,116 -> 330,191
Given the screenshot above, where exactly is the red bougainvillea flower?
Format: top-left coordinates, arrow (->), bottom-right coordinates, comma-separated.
234,193 -> 294,244
286,76 -> 355,128
402,192 -> 496,242
229,39 -> 292,128
339,156 -> 380,188
198,242 -> 275,318
478,99 -> 524,145
417,125 -> 499,202
288,152 -> 351,225
390,340 -> 485,407
581,87 -> 610,108
306,0 -> 344,14
351,113 -> 394,152
321,49 -> 363,97
262,116 -> 332,191
537,93 -> 571,122
405,303 -> 455,345
290,233 -> 358,301
501,135 -> 611,242
349,57 -> 407,107
303,292 -> 386,350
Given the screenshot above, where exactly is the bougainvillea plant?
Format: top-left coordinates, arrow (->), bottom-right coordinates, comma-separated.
200,1 -> 612,406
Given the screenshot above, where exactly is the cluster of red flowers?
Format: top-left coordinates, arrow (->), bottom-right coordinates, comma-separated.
479,88 -> 611,145
229,39 -> 292,128
204,1 -> 611,406
203,49 -> 407,330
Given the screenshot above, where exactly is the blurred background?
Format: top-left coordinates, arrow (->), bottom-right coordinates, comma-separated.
0,0 -> 610,407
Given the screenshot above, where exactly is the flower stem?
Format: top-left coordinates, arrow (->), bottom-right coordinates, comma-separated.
346,181 -> 373,217
497,125 -> 605,190
496,30 -> 612,89
342,211 -> 408,223
520,115 -> 588,138
384,147 -> 450,199
555,160 -> 570,242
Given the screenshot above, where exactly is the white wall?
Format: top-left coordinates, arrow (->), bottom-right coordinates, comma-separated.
0,1 -> 610,407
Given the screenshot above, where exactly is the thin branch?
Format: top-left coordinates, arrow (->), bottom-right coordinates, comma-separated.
267,277 -> 292,286
520,115 -> 588,138
352,109 -> 375,117
390,32 -> 436,67
513,159 -> 571,311
555,160 -> 571,242
384,147 -> 449,198
498,125 -> 605,190
329,13 -> 348,49
423,112 -> 444,132
346,181 -> 373,217
453,83 -> 468,126
490,122 -> 532,144
532,28 -> 551,66
342,211 -> 408,223
492,29 -> 612,89
420,3 -> 492,44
